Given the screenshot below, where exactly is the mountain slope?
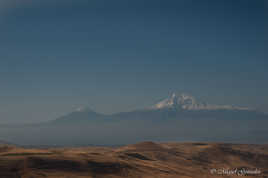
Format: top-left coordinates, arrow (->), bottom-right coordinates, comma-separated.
52,108 -> 107,124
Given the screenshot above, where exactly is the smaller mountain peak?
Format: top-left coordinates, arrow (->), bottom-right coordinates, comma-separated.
74,107 -> 94,113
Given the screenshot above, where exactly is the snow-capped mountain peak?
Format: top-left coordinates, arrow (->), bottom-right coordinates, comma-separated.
152,93 -> 250,111
153,93 -> 206,110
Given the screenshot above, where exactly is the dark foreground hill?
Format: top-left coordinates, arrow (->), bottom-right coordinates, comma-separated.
0,142 -> 267,178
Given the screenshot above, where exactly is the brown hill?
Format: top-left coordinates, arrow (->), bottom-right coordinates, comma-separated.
117,141 -> 167,151
0,142 -> 267,178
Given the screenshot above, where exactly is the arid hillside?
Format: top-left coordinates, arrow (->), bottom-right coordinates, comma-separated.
0,142 -> 267,178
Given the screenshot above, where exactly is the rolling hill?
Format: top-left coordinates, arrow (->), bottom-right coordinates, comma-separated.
0,142 -> 267,178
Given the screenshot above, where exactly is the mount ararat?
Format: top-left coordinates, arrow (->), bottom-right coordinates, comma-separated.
1,93 -> 268,146
52,93 -> 266,124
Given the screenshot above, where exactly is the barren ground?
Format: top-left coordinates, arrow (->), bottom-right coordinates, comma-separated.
0,142 -> 267,178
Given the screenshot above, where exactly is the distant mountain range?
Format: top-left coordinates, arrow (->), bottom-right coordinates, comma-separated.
51,93 -> 266,124
1,93 -> 268,146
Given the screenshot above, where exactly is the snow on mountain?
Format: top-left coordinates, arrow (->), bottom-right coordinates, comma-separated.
152,93 -> 250,111
75,107 -> 94,112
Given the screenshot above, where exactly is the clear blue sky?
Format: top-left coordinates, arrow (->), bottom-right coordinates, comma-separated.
0,0 -> 267,123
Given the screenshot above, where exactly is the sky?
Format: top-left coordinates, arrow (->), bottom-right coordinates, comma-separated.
0,0 -> 267,123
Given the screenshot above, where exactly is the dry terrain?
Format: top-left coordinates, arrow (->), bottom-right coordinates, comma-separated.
0,142 -> 268,178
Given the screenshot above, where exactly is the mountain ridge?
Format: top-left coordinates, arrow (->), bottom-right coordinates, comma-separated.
50,93 -> 266,124
1,93 -> 268,146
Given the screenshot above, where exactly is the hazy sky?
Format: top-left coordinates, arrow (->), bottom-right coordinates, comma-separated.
0,0 -> 267,123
